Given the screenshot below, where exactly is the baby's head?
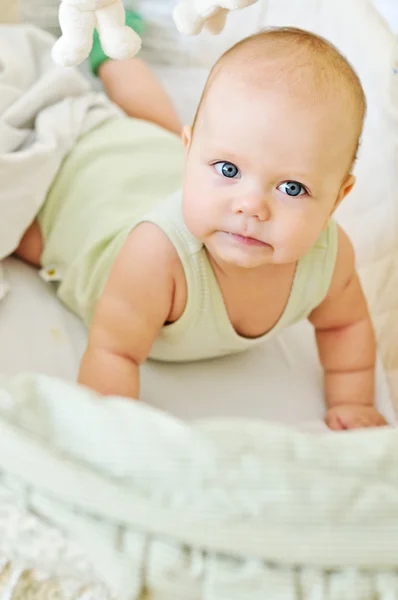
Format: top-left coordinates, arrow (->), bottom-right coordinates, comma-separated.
182,27 -> 366,269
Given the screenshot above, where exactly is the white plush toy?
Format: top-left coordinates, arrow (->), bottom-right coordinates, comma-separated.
52,0 -> 260,68
173,0 -> 259,36
52,0 -> 142,67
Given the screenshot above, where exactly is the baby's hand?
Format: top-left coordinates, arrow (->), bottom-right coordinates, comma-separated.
325,405 -> 388,431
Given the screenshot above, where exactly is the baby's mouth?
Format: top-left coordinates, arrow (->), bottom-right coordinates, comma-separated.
227,232 -> 270,247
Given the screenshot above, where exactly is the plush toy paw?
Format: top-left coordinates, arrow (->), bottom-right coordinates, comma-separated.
173,0 -> 207,35
325,405 -> 388,431
173,0 -> 259,36
99,25 -> 142,60
52,36 -> 92,67
202,8 -> 228,34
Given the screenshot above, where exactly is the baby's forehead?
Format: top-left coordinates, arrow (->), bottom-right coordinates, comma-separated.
196,79 -> 358,180
201,68 -> 348,130
206,53 -> 350,108
202,59 -> 358,140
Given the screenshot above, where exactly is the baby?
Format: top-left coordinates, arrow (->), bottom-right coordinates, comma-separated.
17,26 -> 387,431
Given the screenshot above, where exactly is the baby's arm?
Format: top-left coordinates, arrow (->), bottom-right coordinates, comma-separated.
98,58 -> 181,135
88,6 -> 180,134
78,223 -> 177,398
309,226 -> 386,430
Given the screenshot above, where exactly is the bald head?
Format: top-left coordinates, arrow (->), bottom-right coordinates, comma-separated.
192,27 -> 366,160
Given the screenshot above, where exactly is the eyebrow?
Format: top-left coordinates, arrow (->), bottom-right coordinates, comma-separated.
285,173 -> 319,188
203,147 -> 242,163
263,164 -> 322,189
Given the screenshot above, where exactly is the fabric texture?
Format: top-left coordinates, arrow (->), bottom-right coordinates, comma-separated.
0,485 -> 112,599
0,372 -> 396,599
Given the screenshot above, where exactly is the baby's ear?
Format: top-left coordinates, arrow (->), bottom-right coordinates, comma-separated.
182,125 -> 192,150
335,174 -> 356,210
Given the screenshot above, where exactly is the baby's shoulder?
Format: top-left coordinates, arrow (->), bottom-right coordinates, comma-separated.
127,221 -> 183,275
124,221 -> 187,323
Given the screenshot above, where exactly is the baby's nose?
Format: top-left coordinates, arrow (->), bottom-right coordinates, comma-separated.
233,193 -> 270,221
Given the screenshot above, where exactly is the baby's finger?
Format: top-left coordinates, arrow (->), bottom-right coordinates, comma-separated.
349,418 -> 372,429
374,413 -> 388,427
325,411 -> 345,431
350,415 -> 387,429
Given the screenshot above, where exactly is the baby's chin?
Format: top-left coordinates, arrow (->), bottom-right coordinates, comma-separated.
206,237 -> 276,270
201,231 -> 306,270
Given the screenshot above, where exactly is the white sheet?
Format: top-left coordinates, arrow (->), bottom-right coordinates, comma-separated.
371,0 -> 398,34
1,257 -> 395,431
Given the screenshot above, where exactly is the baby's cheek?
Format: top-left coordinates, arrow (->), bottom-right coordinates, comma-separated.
182,195 -> 208,239
275,224 -> 318,261
286,211 -> 323,248
274,214 -> 301,241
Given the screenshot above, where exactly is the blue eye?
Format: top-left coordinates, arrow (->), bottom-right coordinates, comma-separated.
278,181 -> 307,197
214,161 -> 240,179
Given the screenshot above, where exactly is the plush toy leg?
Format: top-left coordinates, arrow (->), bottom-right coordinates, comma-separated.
203,7 -> 228,34
173,0 -> 206,35
52,2 -> 95,67
173,0 -> 259,36
173,3 -> 228,35
95,0 -> 142,61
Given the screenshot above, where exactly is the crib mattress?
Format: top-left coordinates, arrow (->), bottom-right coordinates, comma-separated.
1,257 -> 394,432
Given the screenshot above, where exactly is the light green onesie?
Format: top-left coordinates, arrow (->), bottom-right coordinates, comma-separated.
39,118 -> 338,363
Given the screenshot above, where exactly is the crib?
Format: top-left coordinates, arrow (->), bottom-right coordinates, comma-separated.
0,0 -> 397,598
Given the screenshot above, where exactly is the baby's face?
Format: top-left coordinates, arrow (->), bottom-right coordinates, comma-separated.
182,77 -> 357,270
